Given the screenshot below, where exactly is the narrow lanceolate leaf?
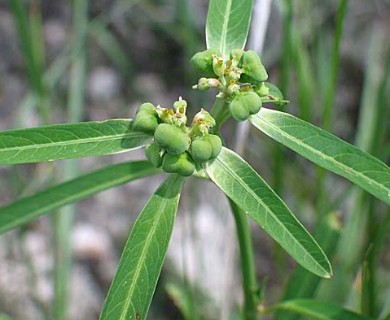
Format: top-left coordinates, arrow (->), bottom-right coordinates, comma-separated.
206,148 -> 332,278
0,120 -> 151,164
250,109 -> 390,205
0,161 -> 160,234
274,299 -> 374,320
100,174 -> 184,320
206,0 -> 254,58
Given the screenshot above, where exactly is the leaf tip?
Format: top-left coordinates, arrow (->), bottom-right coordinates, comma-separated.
323,272 -> 332,279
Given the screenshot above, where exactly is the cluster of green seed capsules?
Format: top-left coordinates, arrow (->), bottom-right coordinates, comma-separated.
191,48 -> 271,121
133,98 -> 222,177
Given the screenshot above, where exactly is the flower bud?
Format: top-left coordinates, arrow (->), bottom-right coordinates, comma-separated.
192,108 -> 216,128
173,97 -> 187,114
212,55 -> 225,78
156,106 -> 174,124
239,50 -> 268,84
230,49 -> 244,62
154,123 -> 190,155
195,77 -> 210,91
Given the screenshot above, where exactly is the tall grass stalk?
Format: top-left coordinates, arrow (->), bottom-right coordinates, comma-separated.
54,1 -> 88,319
8,0 -> 49,122
318,23 -> 389,309
316,0 -> 348,212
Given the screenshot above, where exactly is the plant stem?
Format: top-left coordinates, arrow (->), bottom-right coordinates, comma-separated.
210,97 -> 231,133
228,198 -> 258,320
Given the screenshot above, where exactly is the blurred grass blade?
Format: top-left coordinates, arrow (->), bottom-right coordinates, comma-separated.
0,161 -> 160,234
8,0 -> 45,99
320,25 -> 390,305
89,18 -> 133,80
274,213 -> 341,320
273,299 -> 373,320
250,109 -> 390,205
322,0 -> 348,131
293,29 -> 314,122
99,174 -> 184,320
0,120 -> 152,164
206,147 -> 332,278
54,0 -> 89,318
206,0 -> 254,57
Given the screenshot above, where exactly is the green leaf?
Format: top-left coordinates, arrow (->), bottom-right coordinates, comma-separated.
206,147 -> 332,278
99,174 -> 184,320
206,0 -> 254,58
0,161 -> 160,234
0,120 -> 151,164
250,108 -> 390,205
273,299 -> 374,320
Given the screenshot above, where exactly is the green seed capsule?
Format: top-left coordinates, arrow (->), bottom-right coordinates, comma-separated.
229,92 -> 262,121
208,134 -> 222,159
137,102 -> 157,114
239,50 -> 268,84
154,123 -> 190,155
229,96 -> 250,121
190,134 -> 222,163
133,103 -> 159,135
190,137 -> 212,163
145,143 -> 163,168
162,152 -> 195,177
241,91 -> 262,115
190,49 -> 221,78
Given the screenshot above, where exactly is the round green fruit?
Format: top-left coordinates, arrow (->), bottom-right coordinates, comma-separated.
133,103 -> 159,135
154,123 -> 190,155
145,143 -> 163,168
229,96 -> 250,121
241,91 -> 262,115
162,152 -> 195,177
190,137 -> 212,163
239,50 -> 268,84
190,134 -> 222,163
137,102 -> 156,114
190,49 -> 220,78
208,134 -> 222,158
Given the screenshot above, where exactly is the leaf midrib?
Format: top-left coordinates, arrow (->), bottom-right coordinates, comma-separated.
0,168 -> 155,234
120,199 -> 169,320
0,131 -> 146,153
220,0 -> 233,56
254,111 -> 389,199
213,152 -> 328,276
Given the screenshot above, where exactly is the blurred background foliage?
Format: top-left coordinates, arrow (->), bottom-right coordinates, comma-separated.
0,0 -> 389,319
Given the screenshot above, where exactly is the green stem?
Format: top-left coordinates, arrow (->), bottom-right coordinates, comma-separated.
210,97 -> 231,133
229,198 -> 258,320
